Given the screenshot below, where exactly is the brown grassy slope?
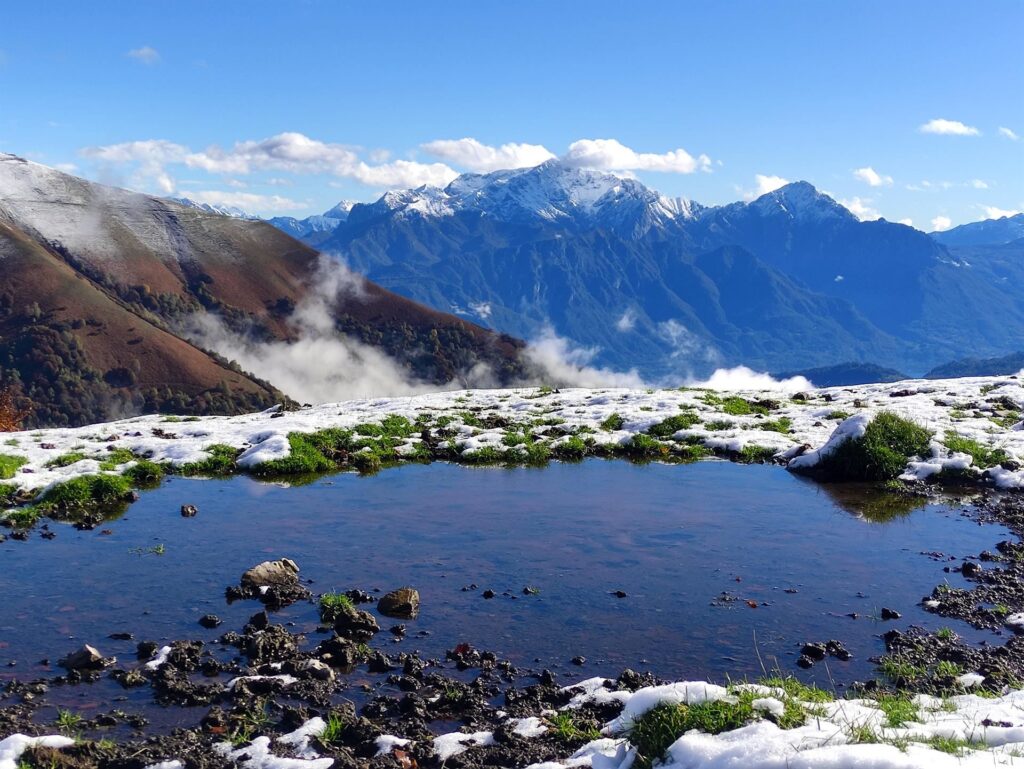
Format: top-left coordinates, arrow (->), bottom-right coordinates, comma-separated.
0,221 -> 278,397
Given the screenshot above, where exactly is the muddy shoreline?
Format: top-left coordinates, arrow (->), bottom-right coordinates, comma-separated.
3,486 -> 1024,768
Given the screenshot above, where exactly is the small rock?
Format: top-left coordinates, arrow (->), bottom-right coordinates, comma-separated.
796,655 -> 815,669
198,614 -> 222,629
60,644 -> 111,671
390,624 -> 407,637
961,561 -> 983,578
378,587 -> 420,619
571,655 -> 586,666
523,586 -> 540,595
880,607 -> 901,620
612,590 -> 628,598
482,589 -> 495,599
180,504 -> 198,517
800,643 -> 827,661
241,558 -> 300,588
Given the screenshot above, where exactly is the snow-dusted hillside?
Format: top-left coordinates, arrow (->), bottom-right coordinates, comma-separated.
2,374 -> 1021,505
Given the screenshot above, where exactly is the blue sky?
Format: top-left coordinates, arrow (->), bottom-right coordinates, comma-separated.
2,0 -> 1021,229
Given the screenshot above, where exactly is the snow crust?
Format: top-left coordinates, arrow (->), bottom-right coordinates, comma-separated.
530,678 -> 1024,768
2,376 -> 1022,520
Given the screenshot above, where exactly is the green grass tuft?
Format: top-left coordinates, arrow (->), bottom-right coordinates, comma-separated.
943,431 -> 1009,468
179,444 -> 240,476
39,474 -> 133,515
814,411 -> 932,481
45,451 -> 89,468
0,454 -> 27,480
648,412 -> 701,437
600,413 -> 625,432
319,591 -> 355,622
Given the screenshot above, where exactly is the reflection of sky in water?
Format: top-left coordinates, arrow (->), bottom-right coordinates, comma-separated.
0,460 -> 1007,726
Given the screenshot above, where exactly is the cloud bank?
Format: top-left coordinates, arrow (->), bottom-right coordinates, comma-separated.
562,138 -> 712,174
421,138 -> 556,172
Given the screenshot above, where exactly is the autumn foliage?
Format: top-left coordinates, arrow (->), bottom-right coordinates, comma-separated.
0,386 -> 30,432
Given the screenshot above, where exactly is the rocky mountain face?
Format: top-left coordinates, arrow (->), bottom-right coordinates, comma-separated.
282,161 -> 1024,377
0,154 -> 528,427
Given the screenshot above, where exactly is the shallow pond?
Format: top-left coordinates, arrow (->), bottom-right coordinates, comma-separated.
0,459 -> 1009,731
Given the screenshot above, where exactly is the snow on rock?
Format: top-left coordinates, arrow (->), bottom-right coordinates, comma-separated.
433,730 -> 496,760
510,716 -> 549,738
144,762 -> 184,769
374,735 -> 411,756
145,645 -> 172,670
0,735 -> 75,769
787,413 -> 870,471
216,736 -> 333,769
275,717 -> 327,760
751,697 -> 786,717
225,674 -> 298,690
604,681 -> 730,733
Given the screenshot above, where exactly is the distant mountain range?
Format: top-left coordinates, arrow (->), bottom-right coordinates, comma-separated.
0,154 -> 528,427
931,213 -> 1024,247
267,160 -> 1024,378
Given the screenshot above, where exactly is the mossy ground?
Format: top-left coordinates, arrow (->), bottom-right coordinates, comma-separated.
814,411 -> 933,481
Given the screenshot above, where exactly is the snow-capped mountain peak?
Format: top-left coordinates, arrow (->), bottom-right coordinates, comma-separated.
168,197 -> 259,220
748,181 -> 855,222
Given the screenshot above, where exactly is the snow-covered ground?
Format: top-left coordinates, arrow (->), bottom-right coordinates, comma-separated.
1,375 -> 1022,511
22,675 -> 1024,769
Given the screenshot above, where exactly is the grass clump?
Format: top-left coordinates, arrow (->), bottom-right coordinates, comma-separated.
738,444 -> 777,463
875,693 -> 919,727
647,412 -> 701,437
814,412 -> 932,482
826,410 -> 853,420
180,444 -> 239,476
0,454 -> 27,480
98,448 -> 137,471
45,451 -> 89,468
629,699 -> 754,767
38,474 -> 133,515
943,431 -> 1009,468
924,735 -> 981,756
547,711 -> 601,743
758,417 -> 792,434
319,591 -> 355,623
319,711 -> 347,745
552,435 -> 589,461
600,413 -> 625,432
624,433 -> 669,460
759,674 -> 833,703
122,459 -> 165,487
705,419 -> 734,431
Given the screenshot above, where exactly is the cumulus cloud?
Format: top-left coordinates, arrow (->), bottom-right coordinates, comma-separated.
522,327 -> 645,388
919,118 -> 980,136
688,366 -> 812,393
839,196 -> 881,221
998,126 -> 1019,141
81,139 -> 189,194
563,138 -> 712,174
753,174 -> 789,197
127,46 -> 160,65
185,190 -> 306,215
898,218 -> 914,227
421,138 -> 556,172
931,215 -> 952,231
983,206 -> 1022,220
969,179 -> 989,189
852,166 -> 893,187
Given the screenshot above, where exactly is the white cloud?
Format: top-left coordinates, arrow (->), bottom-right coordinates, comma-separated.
753,174 -> 789,197
422,138 -> 556,172
186,132 -> 457,188
127,46 -> 160,65
969,179 -> 989,189
998,126 -> 1019,141
54,162 -> 78,173
983,206 -> 1022,220
898,218 -> 913,227
931,215 -> 952,231
839,196 -> 881,221
688,366 -> 811,393
468,301 -> 492,320
919,118 -> 980,136
852,166 -> 893,187
615,309 -> 637,332
562,138 -> 712,174
523,327 -> 645,388
185,190 -> 306,215
81,139 -> 189,194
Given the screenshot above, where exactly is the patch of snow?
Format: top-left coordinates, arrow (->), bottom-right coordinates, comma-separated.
225,674 -> 298,690
145,645 -> 172,670
0,735 -> 76,769
374,735 -> 411,756
432,730 -> 496,760
276,717 -> 326,760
